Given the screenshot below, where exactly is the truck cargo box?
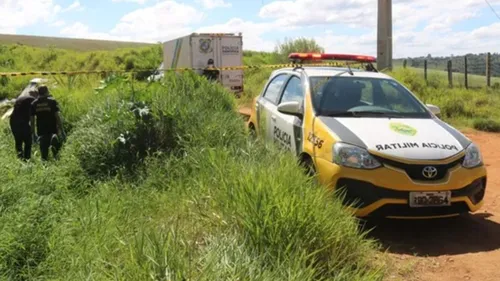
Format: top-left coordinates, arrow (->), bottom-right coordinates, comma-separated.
162,33 -> 244,96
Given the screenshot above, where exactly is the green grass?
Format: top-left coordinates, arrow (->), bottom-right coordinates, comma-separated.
2,37 -> 500,280
0,71 -> 386,280
472,118 -> 500,132
396,66 -> 500,89
385,67 -> 500,129
0,34 -> 154,51
0,43 -> 163,100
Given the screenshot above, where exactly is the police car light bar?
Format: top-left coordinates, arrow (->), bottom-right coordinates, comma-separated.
288,53 -> 376,63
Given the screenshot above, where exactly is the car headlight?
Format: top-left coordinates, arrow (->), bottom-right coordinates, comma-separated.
333,142 -> 382,169
462,143 -> 483,168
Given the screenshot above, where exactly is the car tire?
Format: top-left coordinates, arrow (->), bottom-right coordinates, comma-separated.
301,156 -> 318,185
248,123 -> 257,139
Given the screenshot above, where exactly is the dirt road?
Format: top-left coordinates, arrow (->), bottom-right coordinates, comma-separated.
370,129 -> 500,281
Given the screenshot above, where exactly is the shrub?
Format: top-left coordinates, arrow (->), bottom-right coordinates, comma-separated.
473,118 -> 500,132
273,37 -> 324,64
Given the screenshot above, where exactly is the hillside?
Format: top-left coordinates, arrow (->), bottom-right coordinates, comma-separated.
0,34 -> 154,51
0,43 -> 163,100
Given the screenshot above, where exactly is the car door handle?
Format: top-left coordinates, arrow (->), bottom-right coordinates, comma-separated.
271,115 -> 277,121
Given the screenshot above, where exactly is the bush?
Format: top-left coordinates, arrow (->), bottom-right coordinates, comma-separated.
473,118 -> 500,132
63,98 -> 177,181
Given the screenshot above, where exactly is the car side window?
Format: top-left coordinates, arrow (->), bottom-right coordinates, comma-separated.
263,74 -> 288,104
279,76 -> 303,104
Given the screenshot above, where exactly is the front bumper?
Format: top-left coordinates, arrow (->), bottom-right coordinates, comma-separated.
337,177 -> 486,218
315,157 -> 487,218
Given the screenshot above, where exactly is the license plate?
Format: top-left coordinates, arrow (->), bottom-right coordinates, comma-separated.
409,191 -> 451,207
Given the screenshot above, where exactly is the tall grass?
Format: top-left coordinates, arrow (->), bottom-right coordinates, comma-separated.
0,72 -> 385,280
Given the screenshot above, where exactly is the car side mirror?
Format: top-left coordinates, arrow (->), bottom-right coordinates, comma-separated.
426,104 -> 441,117
278,101 -> 302,117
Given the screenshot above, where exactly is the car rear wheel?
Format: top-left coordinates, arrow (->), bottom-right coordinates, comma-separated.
248,123 -> 257,139
300,156 -> 318,185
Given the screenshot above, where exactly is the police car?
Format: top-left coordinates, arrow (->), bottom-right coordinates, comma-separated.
246,53 -> 487,219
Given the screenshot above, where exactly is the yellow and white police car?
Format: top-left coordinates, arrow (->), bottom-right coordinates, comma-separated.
246,53 -> 487,219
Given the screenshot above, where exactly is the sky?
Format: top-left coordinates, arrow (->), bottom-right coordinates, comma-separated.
1,0 -> 499,58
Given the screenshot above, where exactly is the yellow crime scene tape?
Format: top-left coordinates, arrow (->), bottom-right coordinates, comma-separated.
0,62 -> 365,78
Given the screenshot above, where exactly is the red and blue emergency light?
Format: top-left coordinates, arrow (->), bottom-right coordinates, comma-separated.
288,53 -> 376,63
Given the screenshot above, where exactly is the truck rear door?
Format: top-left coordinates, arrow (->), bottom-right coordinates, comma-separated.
218,36 -> 244,95
191,35 -> 219,75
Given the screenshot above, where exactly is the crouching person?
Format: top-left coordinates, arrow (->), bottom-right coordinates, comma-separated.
30,85 -> 64,161
10,90 -> 38,161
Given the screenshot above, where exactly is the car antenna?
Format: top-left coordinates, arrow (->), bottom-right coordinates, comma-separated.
346,62 -> 354,75
291,58 -> 304,71
365,62 -> 378,72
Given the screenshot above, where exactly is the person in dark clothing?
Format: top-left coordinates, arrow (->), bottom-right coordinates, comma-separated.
30,85 -> 64,161
10,90 -> 39,160
202,58 -> 220,82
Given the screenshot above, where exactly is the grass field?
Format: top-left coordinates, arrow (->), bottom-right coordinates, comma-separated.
0,43 -> 162,101
0,34 -> 154,51
393,66 -> 500,89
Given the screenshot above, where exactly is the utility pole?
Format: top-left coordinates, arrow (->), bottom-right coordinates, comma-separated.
377,0 -> 392,71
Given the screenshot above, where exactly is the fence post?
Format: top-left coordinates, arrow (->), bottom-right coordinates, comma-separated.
486,52 -> 491,88
447,60 -> 453,88
464,56 -> 468,89
424,60 -> 427,83
403,59 -> 407,68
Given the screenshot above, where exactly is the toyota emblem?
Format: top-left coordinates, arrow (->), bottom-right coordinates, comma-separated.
422,166 -> 438,179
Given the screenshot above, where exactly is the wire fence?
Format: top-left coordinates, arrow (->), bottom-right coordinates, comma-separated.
398,52 -> 500,89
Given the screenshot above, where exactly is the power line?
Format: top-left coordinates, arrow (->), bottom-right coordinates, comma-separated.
484,0 -> 500,21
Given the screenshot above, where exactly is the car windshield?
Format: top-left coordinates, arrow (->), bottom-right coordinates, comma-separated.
309,76 -> 432,118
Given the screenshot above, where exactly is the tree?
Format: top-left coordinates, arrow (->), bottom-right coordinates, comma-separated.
273,37 -> 325,64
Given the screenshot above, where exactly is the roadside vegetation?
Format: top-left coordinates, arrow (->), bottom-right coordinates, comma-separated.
1,36 -> 499,279
0,43 -> 162,100
394,53 -> 500,78
386,67 -> 500,131
0,70 -> 385,280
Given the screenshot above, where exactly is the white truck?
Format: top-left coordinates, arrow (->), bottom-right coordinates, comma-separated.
158,33 -> 244,96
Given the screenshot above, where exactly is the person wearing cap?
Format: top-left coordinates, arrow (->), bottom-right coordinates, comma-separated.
202,58 -> 220,82
9,89 -> 39,160
30,85 -> 64,161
